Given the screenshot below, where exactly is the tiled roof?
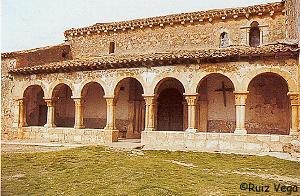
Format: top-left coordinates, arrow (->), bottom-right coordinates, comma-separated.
9,43 -> 299,75
64,2 -> 284,39
1,44 -> 69,59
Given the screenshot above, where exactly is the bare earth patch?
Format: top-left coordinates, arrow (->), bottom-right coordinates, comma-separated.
233,171 -> 300,185
1,144 -> 75,153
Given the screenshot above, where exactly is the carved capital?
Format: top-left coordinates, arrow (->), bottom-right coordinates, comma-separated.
234,91 -> 248,106
184,94 -> 198,106
288,92 -> 300,106
44,99 -> 55,107
143,95 -> 156,106
104,97 -> 116,106
73,98 -> 83,107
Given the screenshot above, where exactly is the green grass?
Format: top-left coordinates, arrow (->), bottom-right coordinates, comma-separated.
2,146 -> 300,195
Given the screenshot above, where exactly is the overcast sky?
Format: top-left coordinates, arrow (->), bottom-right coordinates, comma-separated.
2,0 -> 279,52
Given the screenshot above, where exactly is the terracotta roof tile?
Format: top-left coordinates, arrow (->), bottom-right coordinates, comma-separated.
8,43 -> 298,75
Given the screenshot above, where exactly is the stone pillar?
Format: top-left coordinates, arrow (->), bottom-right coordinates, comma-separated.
143,95 -> 156,131
234,92 -> 248,134
44,99 -> 56,128
73,98 -> 84,129
18,99 -> 26,127
184,94 -> 198,132
104,97 -> 116,130
288,92 -> 299,136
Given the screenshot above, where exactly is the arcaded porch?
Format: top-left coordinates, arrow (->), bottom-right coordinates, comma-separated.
10,69 -> 300,153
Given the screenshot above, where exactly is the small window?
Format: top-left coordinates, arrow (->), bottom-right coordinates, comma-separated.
249,21 -> 260,47
109,42 -> 115,54
220,32 -> 229,48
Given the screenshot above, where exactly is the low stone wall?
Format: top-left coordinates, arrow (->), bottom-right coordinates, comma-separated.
141,131 -> 293,153
16,127 -> 118,144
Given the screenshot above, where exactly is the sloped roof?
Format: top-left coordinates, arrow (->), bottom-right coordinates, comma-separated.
9,43 -> 299,75
64,1 -> 284,39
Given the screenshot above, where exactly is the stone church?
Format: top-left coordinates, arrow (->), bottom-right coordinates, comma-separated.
2,0 -> 299,153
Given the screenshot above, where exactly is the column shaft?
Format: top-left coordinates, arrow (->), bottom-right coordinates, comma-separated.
185,94 -> 198,132
18,99 -> 26,127
234,92 -> 248,134
44,99 -> 56,128
288,92 -> 299,136
74,98 -> 84,129
105,97 -> 116,130
144,96 -> 156,131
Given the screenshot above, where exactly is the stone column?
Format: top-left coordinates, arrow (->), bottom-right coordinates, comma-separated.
44,99 -> 56,128
104,97 -> 116,130
288,92 -> 299,136
143,95 -> 156,131
184,94 -> 198,132
234,92 -> 248,134
17,99 -> 26,127
73,98 -> 84,129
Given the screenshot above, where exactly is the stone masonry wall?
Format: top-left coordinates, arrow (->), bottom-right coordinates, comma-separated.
1,58 -> 16,139
14,45 -> 72,68
69,14 -> 286,58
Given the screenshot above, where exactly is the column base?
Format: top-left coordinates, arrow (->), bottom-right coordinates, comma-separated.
289,129 -> 298,137
234,128 -> 247,134
44,124 -> 56,128
185,128 -> 197,133
104,126 -> 116,130
74,125 -> 85,129
144,128 -> 155,131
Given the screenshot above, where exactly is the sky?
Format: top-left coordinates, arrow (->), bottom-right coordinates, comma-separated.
2,0 -> 279,52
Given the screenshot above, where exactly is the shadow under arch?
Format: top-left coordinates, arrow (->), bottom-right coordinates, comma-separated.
23,85 -> 47,126
114,77 -> 145,139
196,73 -> 236,133
155,77 -> 185,131
81,82 -> 107,129
52,83 -> 75,127
245,72 -> 290,134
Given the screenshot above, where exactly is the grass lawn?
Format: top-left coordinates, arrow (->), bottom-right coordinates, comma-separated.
2,146 -> 300,195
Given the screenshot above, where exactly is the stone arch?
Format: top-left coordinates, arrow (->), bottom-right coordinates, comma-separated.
155,77 -> 185,131
81,82 -> 107,129
154,77 -> 186,95
52,83 -> 75,127
241,68 -> 298,92
20,80 -> 47,98
196,73 -> 236,133
111,76 -> 146,97
113,76 -> 145,96
245,72 -> 291,134
23,85 -> 47,126
79,79 -> 107,97
193,72 -> 238,93
48,80 -> 75,99
113,77 -> 145,138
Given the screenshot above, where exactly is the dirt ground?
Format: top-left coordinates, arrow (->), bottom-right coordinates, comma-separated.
1,144 -> 76,154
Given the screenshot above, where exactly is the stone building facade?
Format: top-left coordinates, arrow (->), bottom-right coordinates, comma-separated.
1,0 -> 300,153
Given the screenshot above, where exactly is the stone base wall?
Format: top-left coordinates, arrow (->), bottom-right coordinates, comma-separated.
141,131 -> 292,153
6,127 -> 118,144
